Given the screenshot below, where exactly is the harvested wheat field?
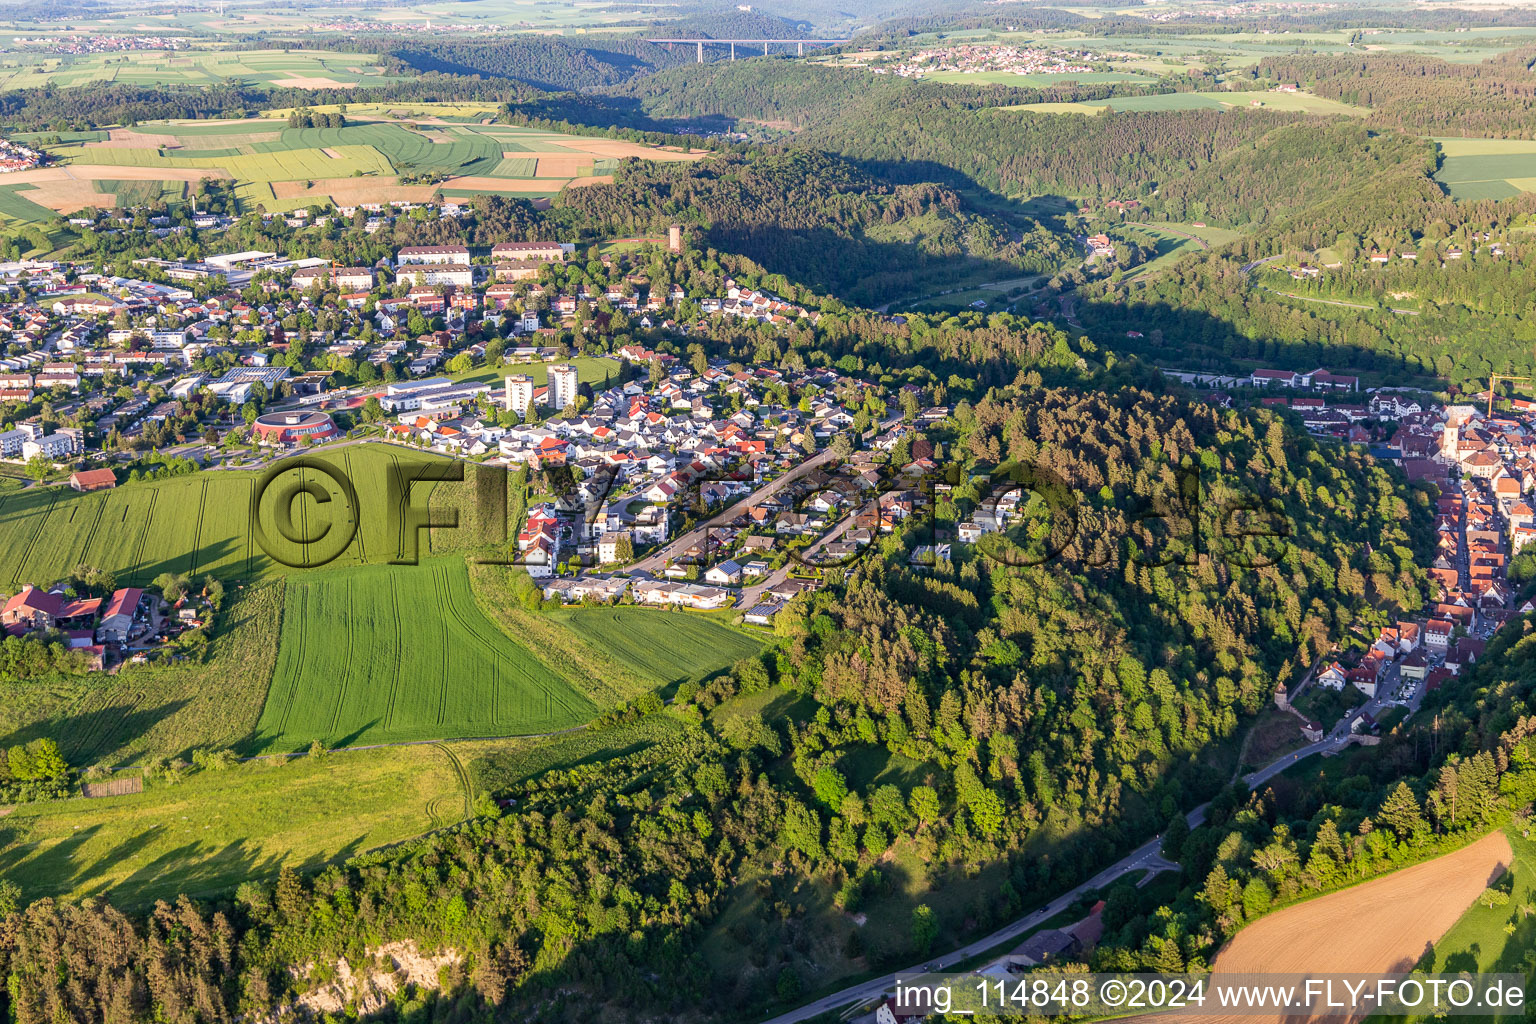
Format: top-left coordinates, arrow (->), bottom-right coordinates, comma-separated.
564,139 -> 705,161
0,165 -> 225,213
1156,831 -> 1512,1024
565,175 -> 615,188
86,129 -> 166,150
534,155 -> 593,178
270,177 -> 439,204
440,175 -> 570,193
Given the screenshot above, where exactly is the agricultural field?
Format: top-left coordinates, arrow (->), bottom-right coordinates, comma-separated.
254,559 -> 596,752
1433,137 -> 1536,200
1005,90 -> 1367,116
0,444 -> 501,589
0,0 -> 673,35
0,743 -> 469,909
18,117 -> 701,217
552,606 -> 766,688
0,49 -> 400,91
1199,832 -> 1513,1024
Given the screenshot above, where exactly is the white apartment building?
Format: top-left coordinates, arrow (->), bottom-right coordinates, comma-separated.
503,374 -> 534,417
396,245 -> 471,266
549,364 -> 579,411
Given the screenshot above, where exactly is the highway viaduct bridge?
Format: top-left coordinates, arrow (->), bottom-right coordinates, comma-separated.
645,38 -> 850,61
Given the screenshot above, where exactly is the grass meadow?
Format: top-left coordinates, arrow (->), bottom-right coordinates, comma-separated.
0,743 -> 467,909
552,606 -> 766,688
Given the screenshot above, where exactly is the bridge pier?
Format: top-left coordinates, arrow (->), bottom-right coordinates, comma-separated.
697,40 -> 704,63
798,41 -> 804,56
730,42 -> 735,60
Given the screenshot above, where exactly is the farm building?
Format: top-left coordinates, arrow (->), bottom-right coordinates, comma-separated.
97,588 -> 144,644
68,468 -> 117,492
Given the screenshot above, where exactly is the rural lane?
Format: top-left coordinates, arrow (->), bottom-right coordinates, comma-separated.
630,416 -> 902,576
758,735 -> 1342,1024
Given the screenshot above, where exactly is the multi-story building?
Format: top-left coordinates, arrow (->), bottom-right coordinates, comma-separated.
491,242 -> 571,262
548,364 -> 580,411
22,433 -> 78,460
293,266 -> 375,291
396,245 -> 470,266
504,374 -> 534,417
396,266 -> 474,288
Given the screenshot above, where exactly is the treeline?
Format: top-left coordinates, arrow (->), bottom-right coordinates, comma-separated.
1253,49 -> 1536,137
613,62 -> 1308,198
0,633 -> 98,684
383,37 -> 696,93
546,150 -> 1074,306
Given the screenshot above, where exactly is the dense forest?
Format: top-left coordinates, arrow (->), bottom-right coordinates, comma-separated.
611,62 -> 1314,200
1079,586 -> 1536,978
547,151 -> 1073,305
1252,49 -> 1536,138
382,38 -> 697,93
1078,183 -> 1536,386
0,386 -> 1436,1023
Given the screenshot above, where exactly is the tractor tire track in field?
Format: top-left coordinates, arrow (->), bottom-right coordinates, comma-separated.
78,494 -> 107,573
430,741 -> 473,823
129,490 -> 157,580
297,466 -> 310,567
343,451 -> 366,562
243,478 -> 256,576
433,564 -> 451,726
383,571 -> 404,730
188,478 -> 210,577
275,582 -> 309,735
327,575 -> 355,740
442,562 -> 515,724
10,488 -> 58,587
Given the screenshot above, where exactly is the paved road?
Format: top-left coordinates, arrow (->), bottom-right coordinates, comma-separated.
630,416 -> 901,576
759,736 -> 1343,1024
629,447 -> 841,574
737,493 -> 878,607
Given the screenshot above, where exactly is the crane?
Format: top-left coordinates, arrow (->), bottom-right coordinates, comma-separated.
1487,374 -> 1535,417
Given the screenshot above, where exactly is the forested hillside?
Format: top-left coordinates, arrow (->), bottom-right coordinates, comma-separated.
384,37 -> 696,92
0,386 -> 1433,1022
1147,122 -> 1435,228
1079,186 -> 1536,386
1087,592 -> 1536,975
611,62 -> 1328,201
1252,50 -> 1536,137
549,151 -> 1074,306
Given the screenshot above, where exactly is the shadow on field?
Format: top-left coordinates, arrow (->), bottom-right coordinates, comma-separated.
3,699 -> 194,765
